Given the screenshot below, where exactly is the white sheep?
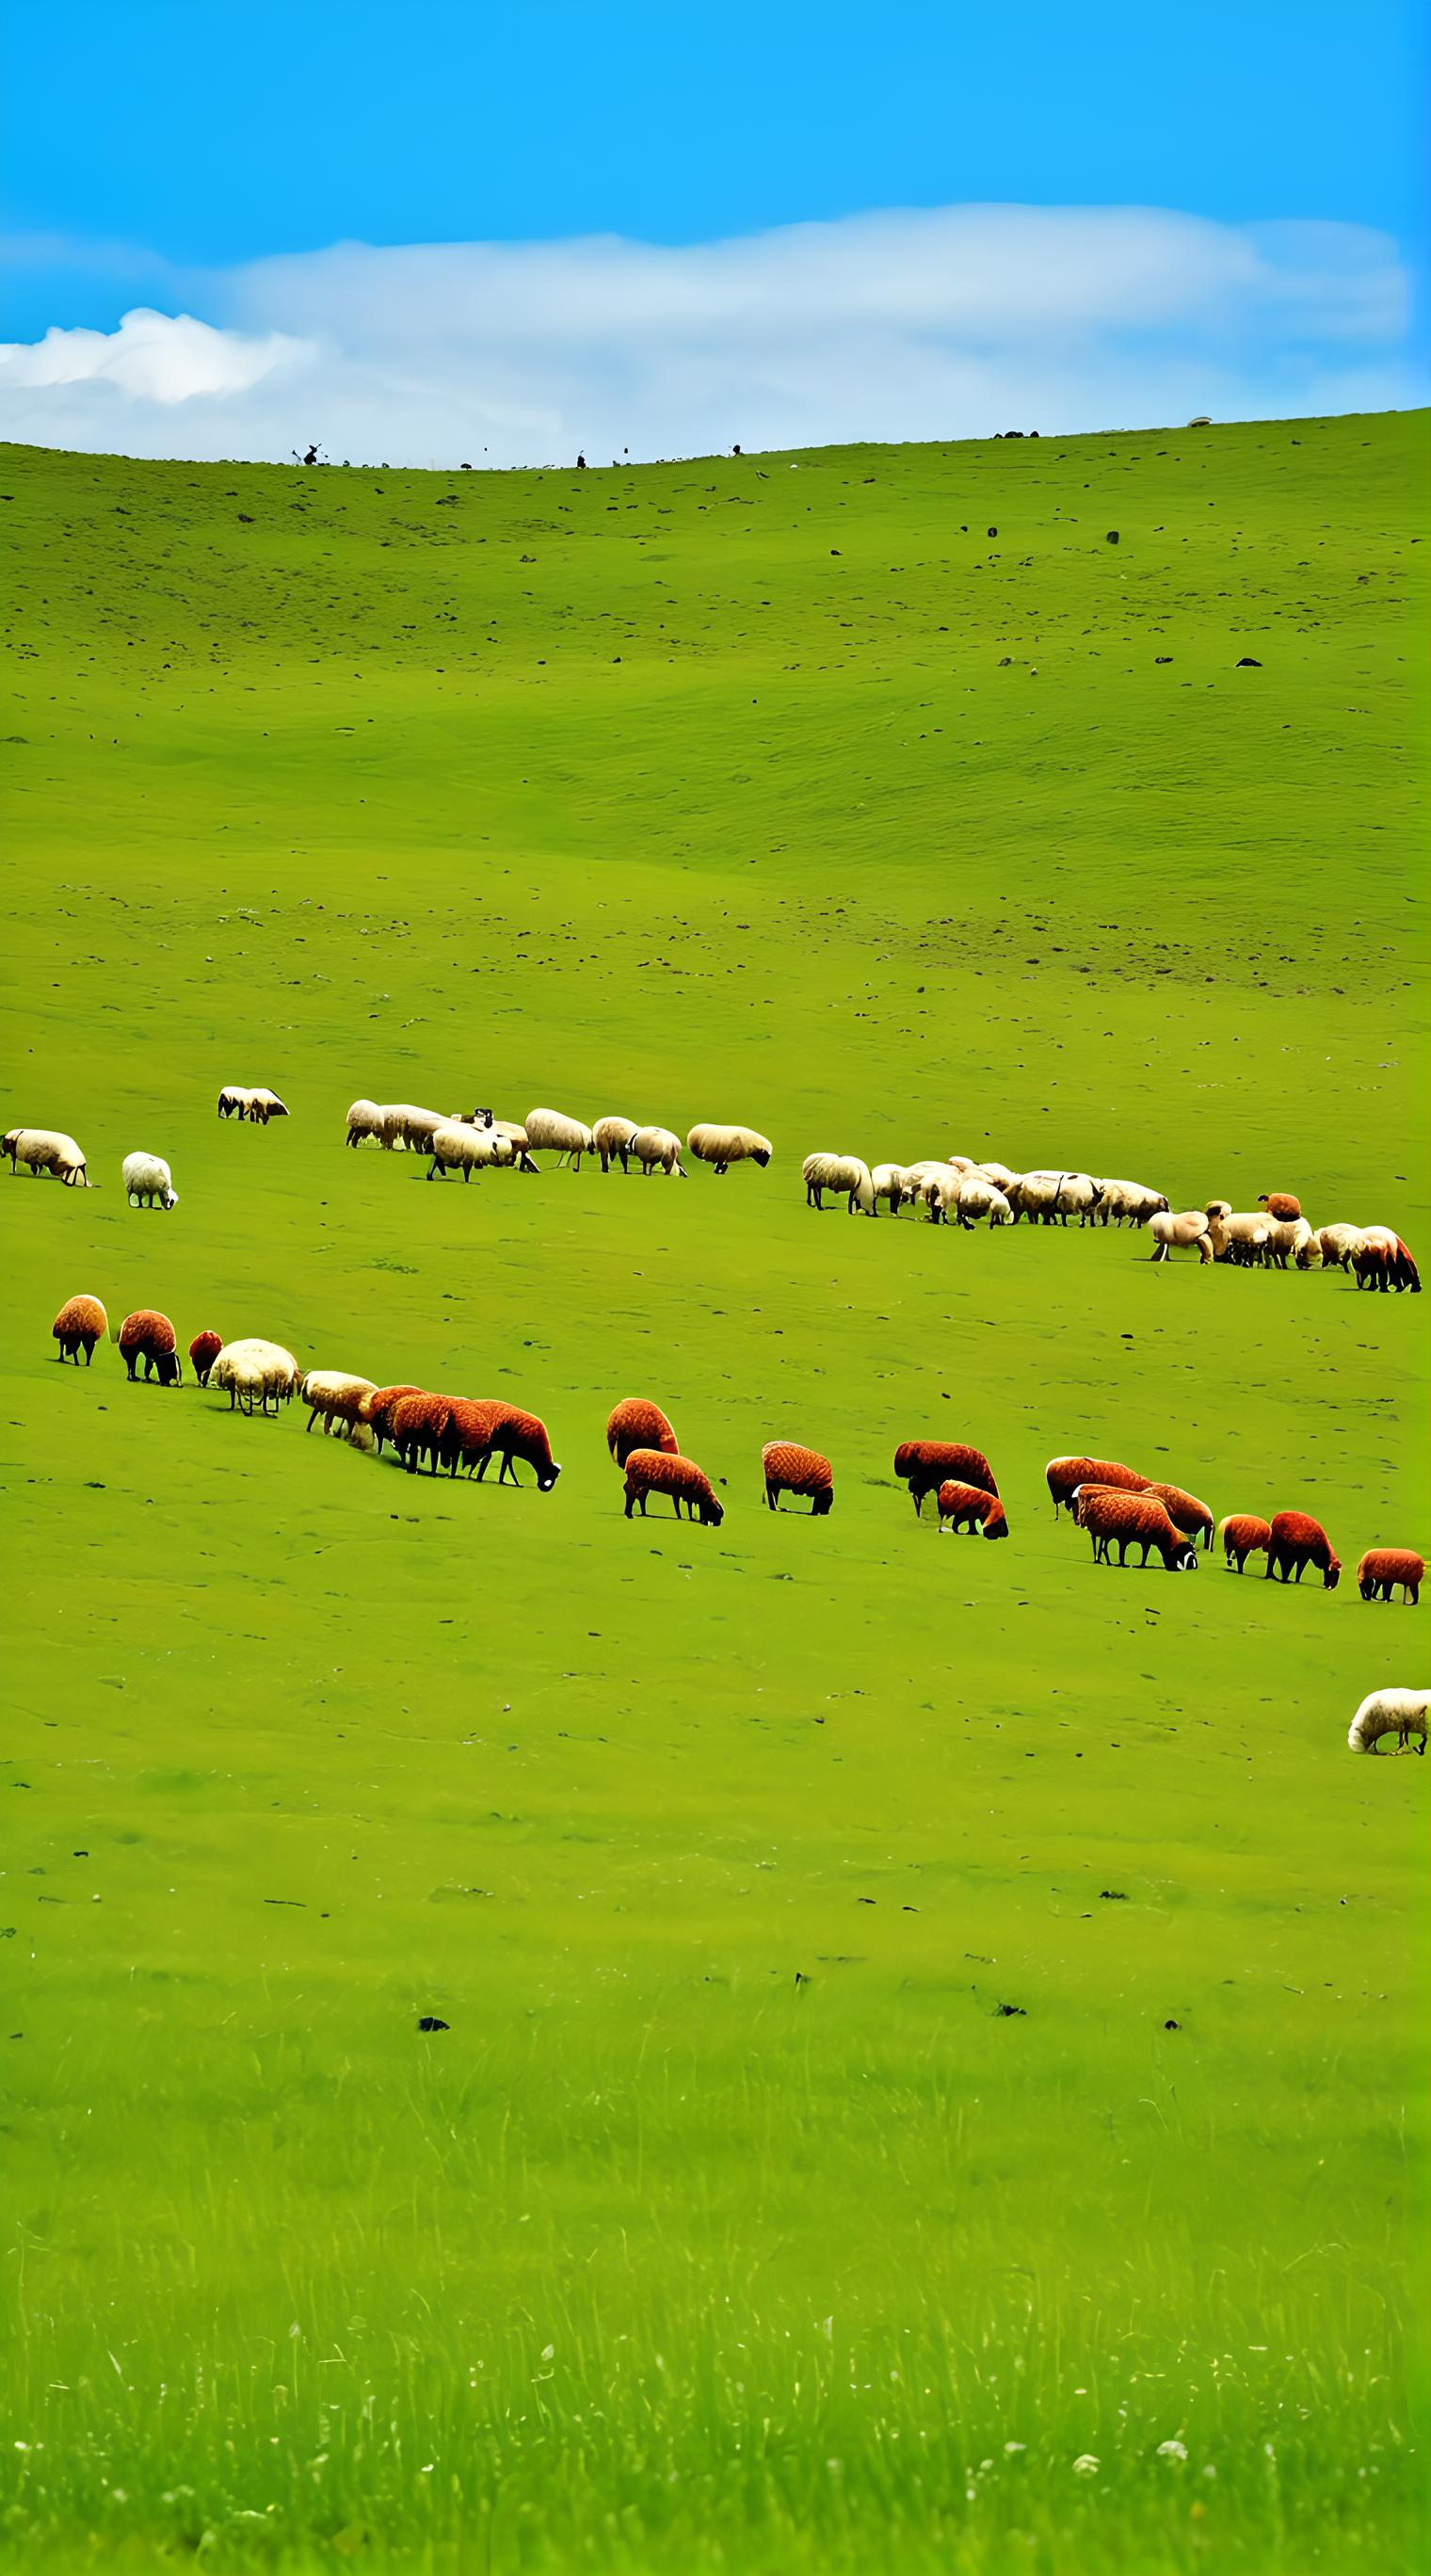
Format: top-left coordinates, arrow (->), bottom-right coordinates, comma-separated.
122,1151 -> 178,1211
524,1106 -> 595,1167
1149,1210 -> 1213,1264
1347,1688 -> 1428,1755
426,1122 -> 505,1181
1264,1214 -> 1317,1269
1096,1178 -> 1170,1227
1317,1223 -> 1365,1270
345,1099 -> 385,1148
300,1369 -> 378,1439
490,1119 -> 539,1172
249,1087 -> 289,1123
381,1104 -> 447,1152
1208,1209 -> 1273,1266
975,1160 -> 1020,1195
869,1161 -> 914,1215
803,1151 -> 873,1213
218,1086 -> 255,1119
208,1337 -> 301,1415
953,1172 -> 1010,1227
593,1115 -> 640,1173
630,1125 -> 686,1177
3,1127 -> 89,1186
898,1158 -> 956,1210
687,1123 -> 773,1174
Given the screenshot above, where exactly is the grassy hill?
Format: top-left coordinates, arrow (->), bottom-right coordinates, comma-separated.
2,411 -> 1426,2576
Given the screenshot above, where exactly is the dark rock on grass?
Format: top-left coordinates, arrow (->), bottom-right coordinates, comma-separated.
417,2015 -> 449,2032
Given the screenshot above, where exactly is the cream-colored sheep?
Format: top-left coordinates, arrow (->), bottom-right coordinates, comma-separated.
381,1104 -> 447,1152
593,1115 -> 640,1173
953,1172 -> 1010,1227
869,1161 -> 914,1215
1264,1214 -> 1317,1269
218,1085 -> 255,1119
687,1123 -> 773,1174
1208,1209 -> 1273,1266
803,1151 -> 873,1213
345,1099 -> 385,1148
630,1125 -> 685,1177
490,1119 -> 539,1172
427,1121 -> 504,1181
524,1107 -> 595,1167
975,1160 -> 1020,1195
1150,1210 -> 1213,1264
4,1127 -> 89,1185
300,1369 -> 378,1439
916,1166 -> 963,1223
249,1088 -> 289,1123
1317,1223 -> 1366,1270
122,1151 -> 178,1210
1096,1178 -> 1170,1227
1347,1688 -> 1428,1754
209,1337 -> 301,1415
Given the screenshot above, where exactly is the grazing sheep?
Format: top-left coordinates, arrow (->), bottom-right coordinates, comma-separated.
381,1104 -> 447,1153
3,1127 -> 88,1185
1264,1510 -> 1341,1589
1207,1209 -> 1273,1266
474,1406 -> 561,1491
345,1099 -> 386,1148
301,1370 -> 378,1438
218,1086 -> 254,1119
687,1123 -> 772,1175
914,1166 -> 964,1224
895,1440 -> 1000,1515
188,1328 -> 223,1387
1357,1550 -> 1424,1606
390,1392 -> 452,1473
1263,1215 -> 1316,1269
1072,1488 -> 1199,1571
429,1396 -> 506,1477
607,1397 -> 679,1467
954,1172 -> 1011,1227
1354,1232 -> 1421,1294
1149,1210 -> 1213,1264
975,1160 -> 1019,1195
762,1441 -> 833,1514
630,1125 -> 686,1178
1096,1179 -> 1170,1228
1294,1231 -> 1325,1270
118,1309 -> 181,1385
1258,1193 -> 1302,1221
426,1121 -> 504,1182
360,1383 -> 427,1455
524,1107 -> 595,1167
208,1338 -> 299,1414
623,1449 -> 724,1525
1348,1688 -> 1428,1754
248,1088 -> 288,1123
594,1116 -> 640,1173
1219,1513 -> 1272,1572
1019,1171 -> 1104,1226
1317,1223 -> 1366,1270
122,1151 -> 178,1211
490,1119 -> 540,1173
52,1294 -> 107,1364
1045,1456 -> 1149,1516
869,1162 -> 915,1215
936,1480 -> 1009,1538
1142,1481 -> 1214,1549
803,1151 -> 874,1214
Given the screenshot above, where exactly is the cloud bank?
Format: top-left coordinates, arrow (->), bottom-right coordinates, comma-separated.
0,204 -> 1420,466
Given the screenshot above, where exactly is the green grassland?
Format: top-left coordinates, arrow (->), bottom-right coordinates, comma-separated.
1,411 -> 1426,2574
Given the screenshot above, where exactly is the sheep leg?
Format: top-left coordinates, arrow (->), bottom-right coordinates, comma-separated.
765,1484 -> 778,1511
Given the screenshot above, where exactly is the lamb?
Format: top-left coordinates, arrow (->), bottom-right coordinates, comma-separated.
1045,1456 -> 1148,1516
359,1383 -> 426,1455
1142,1481 -> 1214,1549
895,1441 -> 1000,1516
1258,1193 -> 1301,1221
1357,1550 -> 1424,1606
1218,1513 -> 1272,1572
803,1152 -> 873,1214
1149,1210 -> 1213,1263
1264,1510 -> 1341,1589
630,1125 -> 686,1177
1316,1223 -> 1366,1270
208,1337 -> 300,1414
4,1127 -> 88,1185
594,1116 -> 640,1173
345,1099 -> 386,1148
218,1086 -> 254,1119
687,1123 -> 773,1174
248,1088 -> 288,1123
426,1121 -> 505,1181
622,1450 -> 724,1525
122,1151 -> 178,1211
1071,1488 -> 1199,1571
301,1370 -> 378,1438
1347,1688 -> 1428,1754
52,1294 -> 107,1364
118,1309 -> 181,1385
762,1441 -> 834,1514
524,1107 -> 595,1167
1096,1179 -> 1170,1228
607,1398 -> 679,1467
188,1329 -> 223,1388
936,1480 -> 1009,1538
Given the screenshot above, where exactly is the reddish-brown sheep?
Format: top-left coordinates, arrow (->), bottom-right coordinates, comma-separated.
437,1396 -> 509,1477
762,1441 -> 833,1515
52,1294 -> 107,1365
1357,1548 -> 1423,1606
1264,1510 -> 1341,1589
622,1450 -> 724,1525
391,1392 -> 453,1474
1258,1192 -> 1302,1220
936,1480 -> 1009,1539
1143,1480 -> 1214,1550
1219,1513 -> 1272,1572
1072,1488 -> 1198,1570
894,1440 -> 1000,1516
360,1384 -> 426,1455
474,1406 -> 561,1491
1045,1455 -> 1149,1516
606,1397 -> 679,1468
118,1309 -> 180,1385
1392,1236 -> 1422,1293
188,1328 -> 223,1388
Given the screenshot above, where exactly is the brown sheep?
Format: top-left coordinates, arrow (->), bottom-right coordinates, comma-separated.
622,1450 -> 725,1525
1045,1455 -> 1148,1516
894,1440 -> 999,1516
473,1406 -> 561,1492
1218,1513 -> 1272,1572
936,1480 -> 1009,1538
437,1397 -> 509,1477
1264,1511 -> 1341,1589
391,1392 -> 452,1473
118,1309 -> 181,1385
1258,1193 -> 1302,1220
762,1441 -> 833,1515
188,1328 -> 223,1388
1143,1480 -> 1214,1550
1357,1548 -> 1423,1606
52,1294 -> 107,1364
607,1397 -> 679,1468
1072,1488 -> 1198,1570
359,1384 -> 426,1455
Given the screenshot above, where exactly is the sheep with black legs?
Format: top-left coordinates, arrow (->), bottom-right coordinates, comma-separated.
1347,1689 -> 1427,1754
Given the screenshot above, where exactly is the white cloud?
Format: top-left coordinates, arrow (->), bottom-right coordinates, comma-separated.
0,204 -> 1419,465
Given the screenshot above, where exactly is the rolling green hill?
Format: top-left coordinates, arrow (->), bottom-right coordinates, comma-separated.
2,411 -> 1426,2576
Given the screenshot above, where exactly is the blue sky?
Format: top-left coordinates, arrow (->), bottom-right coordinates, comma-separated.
2,0 -> 1423,464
